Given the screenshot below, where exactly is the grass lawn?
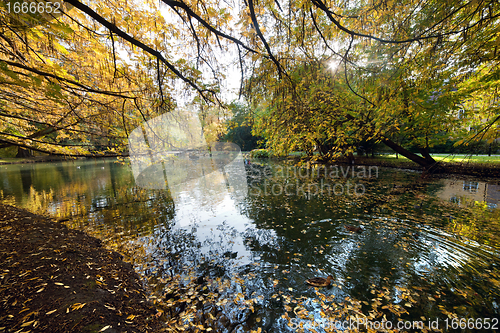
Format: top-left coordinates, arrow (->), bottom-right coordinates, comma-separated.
0,157 -> 31,163
383,153 -> 500,164
431,154 -> 500,163
284,152 -> 500,166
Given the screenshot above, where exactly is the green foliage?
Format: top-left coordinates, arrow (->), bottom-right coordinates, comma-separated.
249,148 -> 271,158
222,102 -> 263,151
244,0 -> 500,167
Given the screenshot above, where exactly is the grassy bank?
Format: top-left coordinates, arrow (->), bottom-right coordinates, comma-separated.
352,154 -> 500,178
384,153 -> 500,164
278,152 -> 500,178
0,156 -> 73,164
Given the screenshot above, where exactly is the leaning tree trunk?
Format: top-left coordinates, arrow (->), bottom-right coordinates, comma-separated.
381,137 -> 441,171
418,147 -> 435,164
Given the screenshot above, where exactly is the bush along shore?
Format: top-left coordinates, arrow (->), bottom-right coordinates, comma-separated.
0,204 -> 164,333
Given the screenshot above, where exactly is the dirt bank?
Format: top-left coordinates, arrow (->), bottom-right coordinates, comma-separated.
0,204 -> 164,333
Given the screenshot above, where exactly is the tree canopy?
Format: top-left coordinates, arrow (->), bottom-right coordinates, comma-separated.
0,0 -> 499,167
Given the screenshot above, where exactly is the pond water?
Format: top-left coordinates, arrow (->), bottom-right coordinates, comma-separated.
1,158 -> 500,332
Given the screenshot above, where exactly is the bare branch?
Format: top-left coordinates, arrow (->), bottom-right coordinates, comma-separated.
310,0 -> 497,44
160,0 -> 257,54
247,0 -> 284,76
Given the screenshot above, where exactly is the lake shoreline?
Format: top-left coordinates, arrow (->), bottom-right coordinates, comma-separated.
3,154 -> 499,180
282,156 -> 500,179
0,156 -> 79,165
0,204 -> 164,332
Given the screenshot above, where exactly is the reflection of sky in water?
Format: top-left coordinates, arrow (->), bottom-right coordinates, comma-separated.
412,226 -> 499,277
167,163 -> 257,266
324,236 -> 358,286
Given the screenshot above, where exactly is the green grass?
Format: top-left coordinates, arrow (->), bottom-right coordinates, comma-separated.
431,154 -> 500,163
373,154 -> 413,161
0,157 -> 31,163
383,153 -> 500,164
283,152 -> 500,165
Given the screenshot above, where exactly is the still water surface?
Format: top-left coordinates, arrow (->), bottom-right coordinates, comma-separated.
1,158 -> 500,331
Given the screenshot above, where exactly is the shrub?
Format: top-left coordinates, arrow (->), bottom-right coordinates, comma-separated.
249,149 -> 270,158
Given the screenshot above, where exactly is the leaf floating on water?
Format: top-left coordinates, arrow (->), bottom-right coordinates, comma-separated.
19,271 -> 30,277
21,320 -> 35,327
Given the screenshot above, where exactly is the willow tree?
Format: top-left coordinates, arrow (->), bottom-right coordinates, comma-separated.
0,0 -> 217,157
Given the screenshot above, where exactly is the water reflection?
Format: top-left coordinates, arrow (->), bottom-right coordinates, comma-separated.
1,159 -> 500,331
435,178 -> 500,208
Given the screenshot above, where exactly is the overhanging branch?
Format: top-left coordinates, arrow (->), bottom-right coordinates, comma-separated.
1,60 -> 135,99
63,0 -> 217,103
247,0 -> 284,76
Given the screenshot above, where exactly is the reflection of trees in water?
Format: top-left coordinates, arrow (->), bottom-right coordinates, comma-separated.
132,223 -> 260,331
232,166 -> 500,330
3,160 -> 500,329
19,167 -> 33,194
136,220 -> 250,287
0,161 -> 177,237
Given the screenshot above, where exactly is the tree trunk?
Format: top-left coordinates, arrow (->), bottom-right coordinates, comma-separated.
16,147 -> 32,158
381,137 -> 439,170
418,147 -> 435,164
314,139 -> 330,156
